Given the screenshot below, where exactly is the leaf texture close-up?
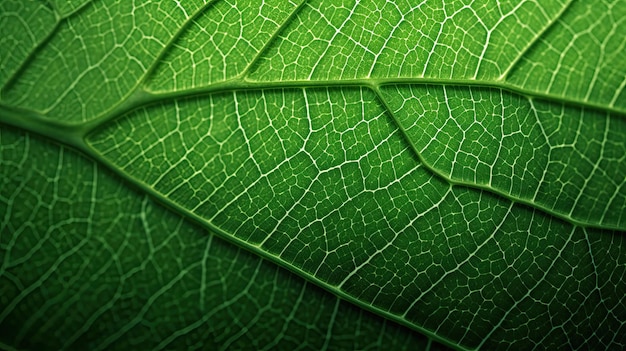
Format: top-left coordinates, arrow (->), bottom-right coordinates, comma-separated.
1,1 -> 625,350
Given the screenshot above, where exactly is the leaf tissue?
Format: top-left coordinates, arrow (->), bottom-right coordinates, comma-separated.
1,1 -> 625,350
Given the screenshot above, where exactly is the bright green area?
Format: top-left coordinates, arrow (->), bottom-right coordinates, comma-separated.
247,0 -> 570,81
1,0 -> 625,350
382,85 -> 626,228
0,126 -> 433,350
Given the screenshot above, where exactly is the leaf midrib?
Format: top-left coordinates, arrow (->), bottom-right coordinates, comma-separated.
1,74 -> 623,230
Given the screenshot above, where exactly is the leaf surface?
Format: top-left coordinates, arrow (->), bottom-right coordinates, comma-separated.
0,125 -> 434,350
1,0 -> 625,350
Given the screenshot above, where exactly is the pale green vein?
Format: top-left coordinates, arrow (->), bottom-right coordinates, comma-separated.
372,85 -> 624,231
90,77 -> 626,134
235,0 -> 308,79
68,137 -> 469,351
474,225 -> 577,350
499,0 -> 575,80
0,74 -> 624,231
0,0 -> 96,97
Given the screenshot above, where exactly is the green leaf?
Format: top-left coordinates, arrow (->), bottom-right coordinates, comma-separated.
1,0 -> 625,350
0,125 -> 433,350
